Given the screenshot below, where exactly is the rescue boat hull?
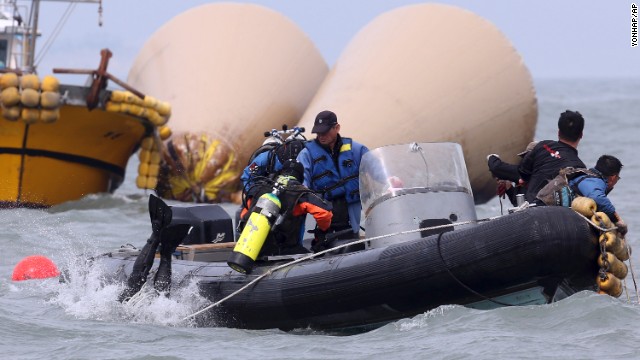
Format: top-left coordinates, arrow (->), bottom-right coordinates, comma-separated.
96,206 -> 598,332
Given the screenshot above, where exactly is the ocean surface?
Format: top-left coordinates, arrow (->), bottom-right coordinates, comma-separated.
1,78 -> 640,359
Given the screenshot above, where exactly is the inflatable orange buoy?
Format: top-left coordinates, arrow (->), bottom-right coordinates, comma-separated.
11,255 -> 60,281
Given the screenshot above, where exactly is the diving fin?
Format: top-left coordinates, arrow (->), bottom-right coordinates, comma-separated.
153,224 -> 193,294
118,194 -> 173,302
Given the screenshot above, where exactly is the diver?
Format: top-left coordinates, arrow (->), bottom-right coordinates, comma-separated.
118,194 -> 192,302
569,155 -> 627,235
236,160 -> 333,258
237,127 -> 307,236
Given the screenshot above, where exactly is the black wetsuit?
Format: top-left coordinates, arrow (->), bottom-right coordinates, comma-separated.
518,140 -> 586,203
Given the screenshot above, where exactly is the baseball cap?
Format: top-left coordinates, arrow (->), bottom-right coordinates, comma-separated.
311,110 -> 338,133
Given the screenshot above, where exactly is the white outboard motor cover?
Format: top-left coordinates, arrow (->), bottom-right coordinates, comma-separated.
360,142 -> 477,248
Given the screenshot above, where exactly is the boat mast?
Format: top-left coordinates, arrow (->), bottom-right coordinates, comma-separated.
23,0 -> 101,73
26,0 -> 39,72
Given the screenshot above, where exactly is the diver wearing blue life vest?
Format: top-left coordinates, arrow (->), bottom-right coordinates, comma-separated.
297,110 -> 369,240
569,155 -> 627,235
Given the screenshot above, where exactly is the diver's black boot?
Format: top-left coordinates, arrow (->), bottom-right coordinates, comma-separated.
118,194 -> 173,302
153,224 -> 192,295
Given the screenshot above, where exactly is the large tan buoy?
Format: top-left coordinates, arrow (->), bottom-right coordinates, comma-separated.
296,4 -> 537,203
127,3 -> 328,202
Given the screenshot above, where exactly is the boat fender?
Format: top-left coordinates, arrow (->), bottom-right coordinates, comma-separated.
227,192 -> 282,274
127,104 -> 145,117
20,74 -> 40,90
141,136 -> 155,150
1,87 -> 20,107
21,108 -> 39,124
571,196 -> 597,217
143,95 -> 158,109
149,109 -> 168,126
591,212 -> 612,229
138,162 -> 149,176
597,272 -> 623,297
148,164 -> 160,177
41,75 -> 60,92
159,125 -> 172,140
40,91 -> 61,110
599,232 -> 624,256
146,176 -> 158,189
2,106 -> 20,121
597,252 -> 628,279
40,109 -> 60,123
613,237 -> 630,262
105,101 -> 121,112
150,150 -> 161,165
156,101 -> 171,117
119,102 -> 132,114
110,90 -> 126,103
135,175 -> 147,189
139,149 -> 151,164
122,91 -> 143,106
0,73 -> 18,89
21,88 -> 40,108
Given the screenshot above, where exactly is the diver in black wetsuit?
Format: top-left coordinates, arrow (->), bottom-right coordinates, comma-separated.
118,194 -> 191,302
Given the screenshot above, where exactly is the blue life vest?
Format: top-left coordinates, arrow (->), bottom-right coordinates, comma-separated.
305,138 -> 361,205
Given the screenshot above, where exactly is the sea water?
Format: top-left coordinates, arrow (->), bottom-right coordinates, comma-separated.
1,78 -> 640,359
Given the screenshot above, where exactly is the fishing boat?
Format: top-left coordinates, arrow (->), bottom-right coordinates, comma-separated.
0,0 -> 170,208
86,143 -> 628,333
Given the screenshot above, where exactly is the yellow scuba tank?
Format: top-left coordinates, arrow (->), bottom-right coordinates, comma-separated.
227,191 -> 282,274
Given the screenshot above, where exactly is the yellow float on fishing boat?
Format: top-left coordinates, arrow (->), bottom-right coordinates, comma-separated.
40,91 -> 61,109
1,86 -> 20,107
20,74 -> 40,90
41,75 -> 60,92
2,105 -> 20,121
0,72 -> 18,88
40,109 -> 60,123
21,108 -> 39,124
20,88 -> 39,108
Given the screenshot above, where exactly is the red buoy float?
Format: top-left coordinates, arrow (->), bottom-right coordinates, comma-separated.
11,255 -> 60,281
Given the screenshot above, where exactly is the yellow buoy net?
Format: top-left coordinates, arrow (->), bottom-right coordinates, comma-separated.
0,73 -> 62,123
107,90 -> 171,126
154,132 -> 241,203
106,90 -> 174,192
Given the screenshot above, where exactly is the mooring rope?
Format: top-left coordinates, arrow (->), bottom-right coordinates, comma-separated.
624,241 -> 640,304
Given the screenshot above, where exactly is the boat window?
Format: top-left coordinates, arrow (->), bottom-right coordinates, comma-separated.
359,142 -> 473,213
0,40 -> 7,69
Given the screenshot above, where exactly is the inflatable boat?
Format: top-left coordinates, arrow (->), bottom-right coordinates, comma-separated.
91,143 -> 607,332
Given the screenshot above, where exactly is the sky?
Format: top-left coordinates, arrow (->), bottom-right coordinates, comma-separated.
30,0 -> 640,85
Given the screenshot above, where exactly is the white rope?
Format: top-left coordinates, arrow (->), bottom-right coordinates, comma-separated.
572,209 -> 618,233
181,215 -> 502,321
624,241 -> 640,304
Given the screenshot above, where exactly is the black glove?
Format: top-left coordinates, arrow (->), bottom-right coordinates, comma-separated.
311,229 -> 328,253
616,220 -> 628,236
